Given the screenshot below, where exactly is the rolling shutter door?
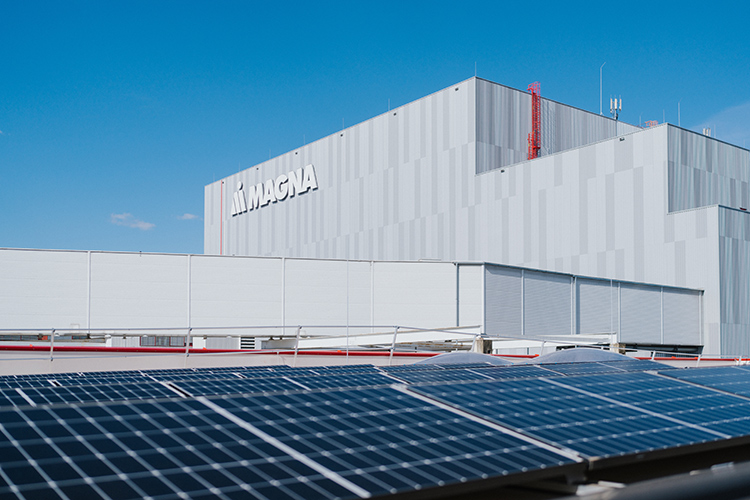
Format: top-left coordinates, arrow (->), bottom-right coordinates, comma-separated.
524,271 -> 571,337
663,289 -> 701,345
484,266 -> 522,337
578,279 -> 615,335
620,284 -> 661,344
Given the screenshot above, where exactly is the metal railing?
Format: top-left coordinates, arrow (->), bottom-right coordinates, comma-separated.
0,326 -> 746,368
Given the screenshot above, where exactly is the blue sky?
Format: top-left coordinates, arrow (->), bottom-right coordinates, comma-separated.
2,1 -> 749,254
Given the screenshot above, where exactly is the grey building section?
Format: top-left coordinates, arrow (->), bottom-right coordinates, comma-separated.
668,127 -> 750,212
475,78 -> 639,174
719,207 -> 750,354
206,77 -> 750,355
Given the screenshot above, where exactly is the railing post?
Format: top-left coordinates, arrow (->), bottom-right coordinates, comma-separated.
389,327 -> 398,366
185,328 -> 192,364
50,329 -> 55,362
293,326 -> 301,367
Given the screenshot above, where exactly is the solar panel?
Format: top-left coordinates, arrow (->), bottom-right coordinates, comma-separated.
385,368 -> 495,385
0,387 -> 580,499
0,382 -> 182,409
170,377 -> 305,397
538,362 -> 633,376
552,371 -> 750,438
285,373 -> 398,390
412,371 -> 746,462
0,399 -> 360,499
600,359 -> 675,372
661,366 -> 750,398
475,365 -> 560,380
203,387 -> 580,497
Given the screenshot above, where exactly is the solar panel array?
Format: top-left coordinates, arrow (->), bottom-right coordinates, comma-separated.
0,358 -> 749,499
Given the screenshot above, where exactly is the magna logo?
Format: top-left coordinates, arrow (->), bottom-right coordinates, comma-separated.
231,164 -> 318,216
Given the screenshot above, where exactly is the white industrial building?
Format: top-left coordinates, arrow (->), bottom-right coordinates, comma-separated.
204,77 -> 750,356
1,77 -> 747,356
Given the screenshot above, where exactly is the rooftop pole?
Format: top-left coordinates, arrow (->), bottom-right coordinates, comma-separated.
600,62 -> 606,115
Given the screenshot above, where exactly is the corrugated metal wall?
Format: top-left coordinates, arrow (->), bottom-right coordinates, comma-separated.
483,264 -> 702,345
719,207 -> 750,354
475,79 -> 639,174
668,127 -> 750,212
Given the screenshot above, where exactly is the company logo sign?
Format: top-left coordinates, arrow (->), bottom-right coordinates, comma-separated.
232,164 -> 318,216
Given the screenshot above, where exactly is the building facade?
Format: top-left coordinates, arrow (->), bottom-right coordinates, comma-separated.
205,77 -> 750,355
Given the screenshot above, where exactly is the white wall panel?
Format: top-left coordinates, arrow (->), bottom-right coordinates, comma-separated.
90,253 -> 187,329
283,259 -> 348,327
372,262 -> 456,329
190,255 -> 282,329
0,249 -> 88,330
458,264 -> 483,329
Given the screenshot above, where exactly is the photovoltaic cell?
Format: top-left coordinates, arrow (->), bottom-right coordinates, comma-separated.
599,359 -> 675,372
207,387 -> 578,498
0,399 -> 358,499
171,377 -> 304,397
0,388 -> 577,499
412,372 -> 736,460
384,368 -> 495,384
661,366 -> 750,398
538,362 -> 636,376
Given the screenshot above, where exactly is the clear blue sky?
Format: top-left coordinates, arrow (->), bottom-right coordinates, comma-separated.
2,1 -> 749,254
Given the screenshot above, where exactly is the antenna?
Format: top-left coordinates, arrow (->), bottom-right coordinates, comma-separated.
599,62 -> 606,115
609,96 -> 622,121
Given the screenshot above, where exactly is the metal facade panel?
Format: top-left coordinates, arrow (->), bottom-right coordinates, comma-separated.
668,127 -> 750,212
524,271 -> 571,336
90,253 -> 188,329
475,79 -> 639,174
577,278 -> 615,335
0,249 -> 88,330
345,261 -> 374,330
189,255 -> 282,330
718,207 -> 750,353
457,264 -> 483,329
283,258 -> 349,327
484,265 -> 522,337
205,78 -> 476,262
620,284 -> 662,344
662,289 -> 701,345
372,262 -> 456,329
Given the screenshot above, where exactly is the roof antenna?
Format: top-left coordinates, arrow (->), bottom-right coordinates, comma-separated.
610,96 -> 622,121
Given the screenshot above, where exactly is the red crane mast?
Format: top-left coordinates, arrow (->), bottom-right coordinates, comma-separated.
527,82 -> 541,160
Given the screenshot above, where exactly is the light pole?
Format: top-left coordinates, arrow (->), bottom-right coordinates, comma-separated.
600,62 -> 606,115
